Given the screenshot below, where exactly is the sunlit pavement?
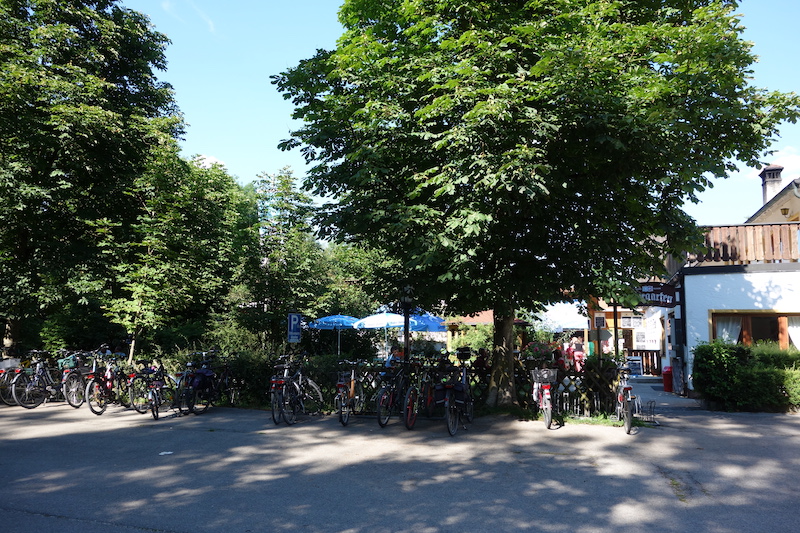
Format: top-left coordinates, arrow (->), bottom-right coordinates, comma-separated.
2,386 -> 799,533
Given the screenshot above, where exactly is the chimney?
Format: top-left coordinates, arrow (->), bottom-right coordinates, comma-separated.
759,164 -> 784,205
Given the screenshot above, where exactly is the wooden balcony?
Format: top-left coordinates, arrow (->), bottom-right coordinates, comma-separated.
666,222 -> 800,276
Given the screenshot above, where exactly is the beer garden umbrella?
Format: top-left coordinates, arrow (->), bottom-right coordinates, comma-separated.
308,315 -> 359,356
409,312 -> 447,332
353,312 -> 419,356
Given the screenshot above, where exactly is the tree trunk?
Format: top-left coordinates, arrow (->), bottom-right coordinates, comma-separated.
486,305 -> 518,407
4,318 -> 20,350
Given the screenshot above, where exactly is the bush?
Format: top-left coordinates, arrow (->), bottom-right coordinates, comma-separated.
693,340 -> 798,411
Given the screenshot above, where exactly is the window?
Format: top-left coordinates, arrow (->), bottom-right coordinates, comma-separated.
620,316 -> 643,328
712,313 -> 799,349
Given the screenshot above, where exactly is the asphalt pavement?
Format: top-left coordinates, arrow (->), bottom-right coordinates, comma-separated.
2,379 -> 799,533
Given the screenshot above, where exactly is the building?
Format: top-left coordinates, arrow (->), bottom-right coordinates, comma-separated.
665,165 -> 800,394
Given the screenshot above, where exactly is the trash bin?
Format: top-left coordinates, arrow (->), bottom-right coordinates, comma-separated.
662,366 -> 673,393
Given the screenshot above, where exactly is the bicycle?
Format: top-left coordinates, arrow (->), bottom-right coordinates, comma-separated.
616,367 -> 636,434
145,360 -> 176,420
173,353 -> 217,415
283,354 -> 323,425
0,348 -> 23,406
213,353 -> 242,407
531,367 -> 559,429
335,359 -> 366,426
128,359 -> 178,417
59,350 -> 93,408
270,355 -> 292,424
11,351 -> 64,409
439,348 -> 475,436
376,359 -> 411,428
84,354 -> 125,415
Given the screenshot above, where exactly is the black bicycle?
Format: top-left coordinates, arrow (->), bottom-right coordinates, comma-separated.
11,351 -> 63,409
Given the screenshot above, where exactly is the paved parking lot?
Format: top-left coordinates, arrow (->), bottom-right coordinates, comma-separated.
2,381 -> 800,533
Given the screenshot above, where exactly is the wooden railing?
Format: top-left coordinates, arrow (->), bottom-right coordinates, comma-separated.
667,222 -> 800,276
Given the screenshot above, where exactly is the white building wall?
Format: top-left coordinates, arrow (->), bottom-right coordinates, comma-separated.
683,269 -> 800,388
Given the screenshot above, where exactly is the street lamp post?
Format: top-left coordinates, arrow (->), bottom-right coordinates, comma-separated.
400,285 -> 414,361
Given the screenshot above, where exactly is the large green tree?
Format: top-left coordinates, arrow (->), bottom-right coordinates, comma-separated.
101,149 -> 248,361
276,0 -> 799,405
0,0 -> 180,346
234,169 -> 329,347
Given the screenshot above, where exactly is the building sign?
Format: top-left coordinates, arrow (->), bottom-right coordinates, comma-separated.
637,282 -> 677,308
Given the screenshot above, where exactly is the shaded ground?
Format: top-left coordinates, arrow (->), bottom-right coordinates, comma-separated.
1,382 -> 799,532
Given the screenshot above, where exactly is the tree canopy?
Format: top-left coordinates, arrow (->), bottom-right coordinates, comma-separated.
0,0 -> 180,344
274,0 -> 800,404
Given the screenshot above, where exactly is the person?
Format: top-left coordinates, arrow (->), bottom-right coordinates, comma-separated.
385,345 -> 403,368
474,348 -> 492,374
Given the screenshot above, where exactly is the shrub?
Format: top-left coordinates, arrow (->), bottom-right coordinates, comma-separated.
693,340 -> 799,411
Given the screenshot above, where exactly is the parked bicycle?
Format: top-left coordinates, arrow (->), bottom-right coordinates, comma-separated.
270,353 -> 324,426
335,359 -> 366,426
213,353 -> 242,407
174,353 -> 217,415
376,359 -> 412,428
145,360 -> 176,420
616,367 -> 636,434
0,347 -> 23,406
84,353 -> 128,415
59,350 -> 93,408
402,354 -> 445,429
531,367 -> 559,429
11,350 -> 64,409
128,359 -> 178,417
438,348 -> 475,436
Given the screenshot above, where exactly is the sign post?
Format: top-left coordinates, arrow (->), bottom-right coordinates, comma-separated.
287,313 -> 302,344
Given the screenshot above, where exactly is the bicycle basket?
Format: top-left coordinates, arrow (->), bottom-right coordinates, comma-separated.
531,368 -> 558,383
336,371 -> 350,384
456,347 -> 472,361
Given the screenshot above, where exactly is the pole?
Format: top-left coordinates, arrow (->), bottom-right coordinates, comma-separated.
612,301 -> 620,361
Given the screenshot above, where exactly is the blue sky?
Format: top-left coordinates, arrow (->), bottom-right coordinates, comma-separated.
122,0 -> 800,226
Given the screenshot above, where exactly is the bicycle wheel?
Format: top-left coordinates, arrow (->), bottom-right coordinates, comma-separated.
86,379 -> 107,415
337,392 -> 350,426
283,382 -> 300,425
270,387 -> 283,425
175,377 -> 192,415
540,390 -> 553,429
128,376 -> 149,414
191,385 -> 211,415
13,374 -> 46,409
376,387 -> 392,427
114,375 -> 131,408
445,390 -> 458,436
62,372 -> 85,408
301,377 -> 323,415
352,381 -> 365,414
150,388 -> 161,420
420,382 -> 435,418
0,371 -> 17,406
464,394 -> 474,423
404,386 -> 418,430
623,398 -> 633,434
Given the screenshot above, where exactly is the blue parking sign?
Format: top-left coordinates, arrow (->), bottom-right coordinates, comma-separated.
288,313 -> 302,344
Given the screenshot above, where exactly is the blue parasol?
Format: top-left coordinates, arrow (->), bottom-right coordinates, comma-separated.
308,315 -> 359,355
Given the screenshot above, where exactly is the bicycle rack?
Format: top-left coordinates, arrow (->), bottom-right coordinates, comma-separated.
640,400 -> 658,425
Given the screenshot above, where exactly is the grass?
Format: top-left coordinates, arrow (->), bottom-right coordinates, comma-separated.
476,404 -> 647,428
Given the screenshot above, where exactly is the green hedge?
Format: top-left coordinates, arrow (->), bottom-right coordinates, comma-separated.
693,340 -> 800,411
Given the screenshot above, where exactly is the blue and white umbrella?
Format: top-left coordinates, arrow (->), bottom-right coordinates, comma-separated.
353,312 -> 419,356
409,312 -> 447,332
308,315 -> 359,355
